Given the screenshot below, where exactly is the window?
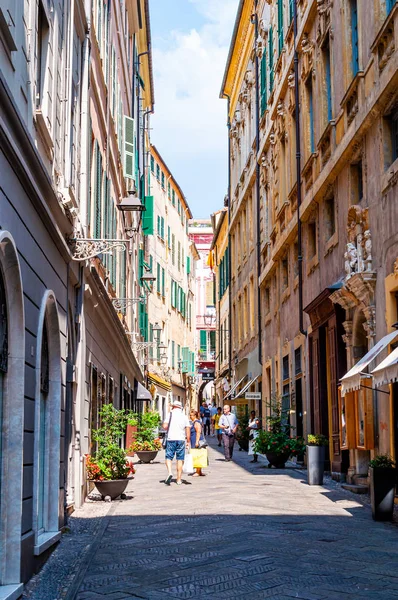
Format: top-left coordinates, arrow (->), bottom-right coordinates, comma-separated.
156,164 -> 160,181
150,155 -> 155,172
172,189 -> 176,206
167,182 -> 171,198
161,172 -> 165,189
281,255 -> 289,291
308,221 -> 317,259
295,347 -> 302,375
260,49 -> 267,115
306,77 -> 315,154
268,27 -> 274,92
209,330 -> 216,358
293,240 -> 299,279
387,0 -> 396,15
384,112 -> 398,168
123,116 -> 136,181
162,268 -> 165,298
282,355 -> 289,381
322,38 -> 332,123
325,196 -> 336,241
264,286 -> 270,315
167,226 -> 171,249
35,1 -> 50,110
171,234 -> 175,265
289,0 -> 294,22
172,341 -> 175,369
350,0 -> 359,76
177,242 -> 181,271
157,263 -> 161,293
277,0 -> 284,56
351,161 -> 364,203
200,330 -> 207,358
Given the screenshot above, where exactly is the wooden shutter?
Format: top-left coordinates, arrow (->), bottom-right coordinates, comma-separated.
351,0 -> 359,75
186,256 -> 191,274
123,116 -> 136,180
200,330 -> 207,355
142,196 -> 154,235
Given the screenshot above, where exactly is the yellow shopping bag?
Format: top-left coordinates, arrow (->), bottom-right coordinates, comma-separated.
190,448 -> 208,469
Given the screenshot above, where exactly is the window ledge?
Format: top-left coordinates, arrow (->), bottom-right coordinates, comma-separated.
381,157 -> 398,194
324,231 -> 338,257
34,531 -> 61,556
0,584 -> 24,600
307,255 -> 319,275
34,109 -> 54,160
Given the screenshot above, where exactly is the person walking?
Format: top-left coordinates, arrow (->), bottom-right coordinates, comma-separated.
213,406 -> 222,446
210,401 -> 218,435
219,405 -> 239,461
163,400 -> 190,485
203,403 -> 211,436
248,410 -> 260,463
189,409 -> 206,477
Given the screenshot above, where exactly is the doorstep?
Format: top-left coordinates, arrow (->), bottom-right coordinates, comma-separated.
0,584 -> 24,600
341,483 -> 369,494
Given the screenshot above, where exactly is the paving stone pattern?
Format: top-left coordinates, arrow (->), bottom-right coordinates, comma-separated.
67,440 -> 398,600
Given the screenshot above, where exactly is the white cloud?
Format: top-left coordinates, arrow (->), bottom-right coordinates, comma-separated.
150,0 -> 239,214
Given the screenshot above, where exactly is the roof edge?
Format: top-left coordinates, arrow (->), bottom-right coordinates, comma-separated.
219,0 -> 246,99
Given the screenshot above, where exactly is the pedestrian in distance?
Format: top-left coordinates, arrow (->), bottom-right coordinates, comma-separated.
213,406 -> 222,446
189,409 -> 206,477
248,410 -> 260,463
163,400 -> 190,485
199,400 -> 206,420
203,402 -> 211,436
219,404 -> 239,461
210,401 -> 218,435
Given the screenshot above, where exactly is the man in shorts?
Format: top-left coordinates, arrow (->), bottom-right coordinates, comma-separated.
163,399 -> 190,485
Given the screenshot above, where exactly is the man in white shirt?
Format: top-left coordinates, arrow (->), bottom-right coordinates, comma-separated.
163,400 -> 190,485
219,404 -> 239,461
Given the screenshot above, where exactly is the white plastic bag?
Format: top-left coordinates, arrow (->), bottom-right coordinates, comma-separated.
183,451 -> 195,474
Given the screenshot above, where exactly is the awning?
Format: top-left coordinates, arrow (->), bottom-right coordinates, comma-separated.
371,346 -> 398,387
234,375 -> 259,399
341,331 -> 398,395
136,382 -> 152,401
147,372 -> 172,392
223,375 -> 247,400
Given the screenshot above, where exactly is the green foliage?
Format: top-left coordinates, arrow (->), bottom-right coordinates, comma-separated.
307,434 -> 329,446
129,410 -> 162,452
253,396 -> 305,458
86,404 -> 137,481
369,454 -> 396,469
236,412 -> 250,444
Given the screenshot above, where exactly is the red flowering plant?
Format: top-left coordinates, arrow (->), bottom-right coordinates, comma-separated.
86,404 -> 137,481
253,396 -> 305,458
128,410 -> 162,452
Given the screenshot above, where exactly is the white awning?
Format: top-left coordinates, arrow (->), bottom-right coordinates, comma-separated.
136,382 -> 152,401
371,346 -> 398,387
235,375 -> 259,399
341,331 -> 398,396
223,375 -> 246,400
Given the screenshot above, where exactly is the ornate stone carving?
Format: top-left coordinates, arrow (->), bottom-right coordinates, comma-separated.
346,88 -> 358,125
394,257 -> 398,275
345,207 -> 371,279
342,320 -> 353,348
316,0 -> 332,43
301,36 -> 315,80
256,35 -> 264,58
245,69 -> 255,87
363,305 -> 376,340
378,24 -> 395,73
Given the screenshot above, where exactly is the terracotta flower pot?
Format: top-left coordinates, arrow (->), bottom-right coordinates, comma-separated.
92,477 -> 131,500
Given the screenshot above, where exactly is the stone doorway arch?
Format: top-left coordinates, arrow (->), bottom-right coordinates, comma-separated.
0,231 -> 25,595
32,290 -> 62,555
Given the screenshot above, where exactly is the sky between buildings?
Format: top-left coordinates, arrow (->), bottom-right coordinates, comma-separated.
149,0 -> 239,219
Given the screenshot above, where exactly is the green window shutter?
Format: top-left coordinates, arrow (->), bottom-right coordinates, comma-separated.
167,226 -> 171,248
123,116 -> 136,180
149,323 -> 154,360
182,347 -> 189,373
172,341 -> 175,369
94,144 -> 102,238
278,0 -> 284,55
172,190 -> 175,206
161,172 -> 165,189
186,256 -> 191,274
142,195 -> 154,235
172,234 -> 175,265
156,164 -> 160,180
269,28 -> 274,92
200,330 -> 207,355
88,134 -> 94,229
167,182 -> 171,198
161,217 -> 165,240
178,242 -> 181,271
150,156 -> 155,172
177,198 -> 181,215
182,249 -> 184,267
138,248 -> 144,281
157,215 -> 160,235
162,268 -> 165,297
157,263 -> 161,293
260,50 -> 267,114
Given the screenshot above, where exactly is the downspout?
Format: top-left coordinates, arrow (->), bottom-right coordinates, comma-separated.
254,2 -> 262,365
225,95 -> 233,379
294,0 -> 306,336
79,28 -> 91,234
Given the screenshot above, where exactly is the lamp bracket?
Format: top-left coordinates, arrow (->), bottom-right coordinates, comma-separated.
112,297 -> 146,311
67,237 -> 127,261
131,341 -> 159,351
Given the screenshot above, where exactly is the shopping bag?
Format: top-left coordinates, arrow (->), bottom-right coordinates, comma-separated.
183,452 -> 195,474
191,448 -> 208,469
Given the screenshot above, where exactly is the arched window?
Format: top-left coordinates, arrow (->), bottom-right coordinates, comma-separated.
38,321 -> 49,533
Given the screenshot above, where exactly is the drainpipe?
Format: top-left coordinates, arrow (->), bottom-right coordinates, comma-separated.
225,95 -> 233,379
254,2 -> 263,365
293,0 -> 306,336
79,21 -> 91,234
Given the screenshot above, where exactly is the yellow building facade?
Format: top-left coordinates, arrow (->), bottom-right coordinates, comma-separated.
222,0 -> 398,483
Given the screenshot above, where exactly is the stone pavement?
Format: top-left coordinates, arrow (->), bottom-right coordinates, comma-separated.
64,439 -> 398,600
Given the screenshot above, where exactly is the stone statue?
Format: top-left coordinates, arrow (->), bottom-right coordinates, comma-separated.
357,233 -> 365,273
347,242 -> 357,276
344,252 -> 351,279
364,230 -> 372,271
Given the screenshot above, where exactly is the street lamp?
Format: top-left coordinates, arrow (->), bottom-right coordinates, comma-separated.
117,190 -> 145,238
152,322 -> 162,334
160,353 -> 168,365
141,272 -> 156,284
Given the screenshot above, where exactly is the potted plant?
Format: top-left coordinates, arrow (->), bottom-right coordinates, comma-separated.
253,398 -> 305,468
236,412 -> 250,452
369,455 -> 396,521
129,410 -> 162,463
85,404 -> 137,500
306,434 -> 329,485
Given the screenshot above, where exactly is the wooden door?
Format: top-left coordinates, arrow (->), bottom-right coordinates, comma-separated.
328,316 -> 343,473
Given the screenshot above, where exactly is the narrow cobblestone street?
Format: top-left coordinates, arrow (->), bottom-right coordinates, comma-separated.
47,440 -> 398,600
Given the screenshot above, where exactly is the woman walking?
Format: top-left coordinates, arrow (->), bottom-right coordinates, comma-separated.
248,410 -> 260,463
190,409 -> 206,477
